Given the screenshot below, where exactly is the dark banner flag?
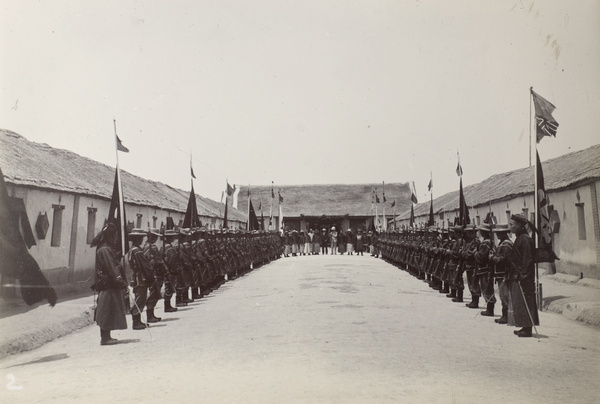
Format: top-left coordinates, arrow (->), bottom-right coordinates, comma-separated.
409,203 -> 415,228
248,200 -> 260,231
427,194 -> 434,226
0,168 -> 57,306
107,168 -> 128,256
458,177 -> 470,226
183,183 -> 200,228
536,151 -> 559,263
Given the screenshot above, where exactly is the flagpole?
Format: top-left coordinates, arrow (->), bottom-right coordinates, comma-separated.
382,181 -> 386,231
531,88 -> 541,308
113,119 -> 126,258
247,184 -> 250,231
529,87 -> 533,167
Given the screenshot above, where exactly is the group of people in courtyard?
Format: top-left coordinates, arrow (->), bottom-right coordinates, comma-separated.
378,213 -> 539,338
92,212 -> 538,346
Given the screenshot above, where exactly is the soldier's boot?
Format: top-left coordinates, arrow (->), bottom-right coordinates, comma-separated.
466,295 -> 480,308
446,288 -> 457,298
100,329 -> 118,346
182,288 -> 194,303
191,287 -> 202,300
480,302 -> 495,316
495,307 -> 508,324
452,289 -> 464,302
132,313 -> 147,330
164,297 -> 178,312
440,283 -> 450,294
147,308 -> 161,323
175,293 -> 187,307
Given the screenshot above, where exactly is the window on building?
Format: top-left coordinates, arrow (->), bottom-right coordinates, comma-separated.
152,216 -> 157,228
87,208 -> 97,244
51,204 -> 65,247
506,210 -> 511,223
476,215 -> 480,225
576,203 -> 586,240
136,213 -> 143,228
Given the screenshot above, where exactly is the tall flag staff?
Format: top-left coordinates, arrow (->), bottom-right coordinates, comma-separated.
278,189 -> 284,234
375,190 -> 381,231
456,152 -> 470,227
183,154 -> 200,229
391,200 -> 396,230
223,180 -> 235,229
113,119 -> 128,258
382,181 -> 387,231
269,182 -> 274,231
531,87 -> 560,309
409,181 -> 418,229
259,198 -> 264,231
427,172 -> 434,226
246,184 -> 250,230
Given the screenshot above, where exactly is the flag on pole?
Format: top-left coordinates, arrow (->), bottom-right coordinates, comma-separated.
278,190 -> 284,203
427,176 -> 433,192
531,88 -> 559,142
190,157 -> 196,179
458,177 -> 470,226
107,167 -> 129,256
427,194 -> 434,226
226,182 -> 236,197
410,181 -> 418,204
409,203 -> 415,228
183,183 -> 200,228
535,151 -> 559,262
269,182 -> 274,229
259,199 -> 264,231
376,194 -> 380,204
456,153 -> 463,177
116,135 -> 129,153
248,200 -> 260,231
279,203 -> 284,233
391,200 -> 395,208
223,198 -> 228,229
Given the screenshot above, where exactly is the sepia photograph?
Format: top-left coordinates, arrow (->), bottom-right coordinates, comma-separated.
1,1 -> 599,403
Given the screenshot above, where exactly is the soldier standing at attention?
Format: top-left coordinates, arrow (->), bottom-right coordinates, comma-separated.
163,230 -> 184,309
127,229 -> 154,330
508,214 -> 539,338
90,222 -> 128,346
143,229 -> 166,319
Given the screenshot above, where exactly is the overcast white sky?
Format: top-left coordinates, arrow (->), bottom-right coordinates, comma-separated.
1,1 -> 599,207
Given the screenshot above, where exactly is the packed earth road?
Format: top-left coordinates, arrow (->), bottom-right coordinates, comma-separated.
1,254 -> 599,404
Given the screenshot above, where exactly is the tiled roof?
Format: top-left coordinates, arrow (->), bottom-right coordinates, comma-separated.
0,129 -> 245,220
237,183 -> 411,217
397,143 -> 600,219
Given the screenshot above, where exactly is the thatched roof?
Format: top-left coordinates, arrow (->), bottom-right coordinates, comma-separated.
397,143 -> 600,220
237,183 -> 412,217
0,129 -> 245,220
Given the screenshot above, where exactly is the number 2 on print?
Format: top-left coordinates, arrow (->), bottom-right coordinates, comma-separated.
6,374 -> 23,390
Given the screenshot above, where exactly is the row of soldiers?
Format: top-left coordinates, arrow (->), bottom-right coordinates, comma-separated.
127,228 -> 282,330
377,217 -> 539,337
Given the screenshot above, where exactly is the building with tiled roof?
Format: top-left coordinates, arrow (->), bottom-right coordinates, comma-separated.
394,144 -> 600,279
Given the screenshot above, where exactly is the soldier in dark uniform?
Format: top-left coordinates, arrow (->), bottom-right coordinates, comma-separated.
462,225 -> 481,308
508,214 -> 539,338
127,228 -> 154,330
473,223 -> 494,315
163,229 -> 183,309
143,228 -> 166,319
490,224 -> 514,324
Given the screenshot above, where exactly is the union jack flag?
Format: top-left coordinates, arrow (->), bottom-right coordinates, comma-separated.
531,88 -> 559,142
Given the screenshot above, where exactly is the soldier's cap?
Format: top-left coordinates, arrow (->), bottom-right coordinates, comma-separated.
149,228 -> 162,237
164,229 -> 178,237
510,214 -> 528,227
322,228 -> 327,232
331,226 -> 336,231
492,224 -> 510,233
128,228 -> 146,237
179,228 -> 191,236
450,225 -> 464,232
464,225 -> 477,232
